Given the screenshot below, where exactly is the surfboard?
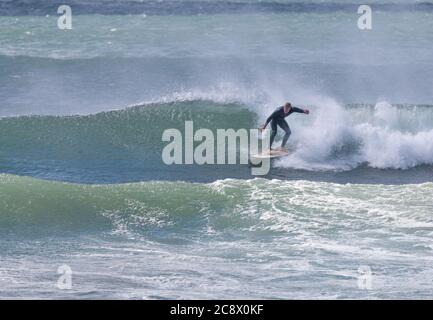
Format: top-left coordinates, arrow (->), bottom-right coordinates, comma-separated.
250,149 -> 290,159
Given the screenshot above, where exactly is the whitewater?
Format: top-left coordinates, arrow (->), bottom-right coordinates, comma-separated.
1,0 -> 433,299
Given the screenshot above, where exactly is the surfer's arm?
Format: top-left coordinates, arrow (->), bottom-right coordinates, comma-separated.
292,107 -> 309,114
261,109 -> 279,129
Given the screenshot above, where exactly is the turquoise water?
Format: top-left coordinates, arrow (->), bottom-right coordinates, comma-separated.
1,1 -> 433,299
2,175 -> 433,299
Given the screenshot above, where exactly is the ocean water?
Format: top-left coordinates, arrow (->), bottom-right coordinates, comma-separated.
1,0 -> 433,299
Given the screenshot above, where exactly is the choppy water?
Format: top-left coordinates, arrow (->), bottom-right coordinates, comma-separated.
1,0 -> 433,299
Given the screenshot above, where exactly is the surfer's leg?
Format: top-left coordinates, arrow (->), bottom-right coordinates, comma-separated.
269,120 -> 278,149
279,120 -> 291,148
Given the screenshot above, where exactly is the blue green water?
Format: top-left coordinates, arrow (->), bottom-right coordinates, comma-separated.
1,0 -> 433,299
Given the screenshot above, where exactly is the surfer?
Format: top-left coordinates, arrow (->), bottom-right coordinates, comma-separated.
259,102 -> 309,150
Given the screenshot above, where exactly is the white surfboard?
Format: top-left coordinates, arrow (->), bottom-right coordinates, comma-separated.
251,149 -> 290,159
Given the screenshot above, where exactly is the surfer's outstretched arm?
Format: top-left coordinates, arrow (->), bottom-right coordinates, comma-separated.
292,107 -> 310,114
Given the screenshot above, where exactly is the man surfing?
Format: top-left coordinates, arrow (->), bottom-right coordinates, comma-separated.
259,102 -> 309,151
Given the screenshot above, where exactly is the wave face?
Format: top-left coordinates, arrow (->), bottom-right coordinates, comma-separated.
1,174 -> 433,298
0,100 -> 256,183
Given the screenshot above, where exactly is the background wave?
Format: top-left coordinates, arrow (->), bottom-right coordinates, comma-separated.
2,1 -> 433,16
1,9 -> 433,117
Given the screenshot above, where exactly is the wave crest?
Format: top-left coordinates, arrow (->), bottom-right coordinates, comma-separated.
277,101 -> 433,170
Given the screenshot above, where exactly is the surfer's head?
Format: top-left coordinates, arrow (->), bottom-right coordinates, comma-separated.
284,102 -> 292,110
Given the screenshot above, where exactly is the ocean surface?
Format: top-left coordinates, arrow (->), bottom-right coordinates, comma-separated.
1,0 -> 433,299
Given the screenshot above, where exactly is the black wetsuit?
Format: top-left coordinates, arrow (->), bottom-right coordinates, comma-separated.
264,106 -> 305,148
